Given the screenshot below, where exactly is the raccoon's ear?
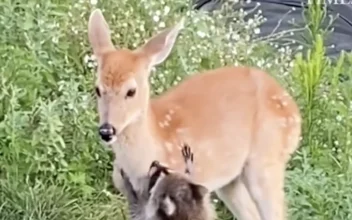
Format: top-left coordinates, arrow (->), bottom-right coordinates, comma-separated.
189,183 -> 208,200
148,169 -> 167,192
161,196 -> 176,216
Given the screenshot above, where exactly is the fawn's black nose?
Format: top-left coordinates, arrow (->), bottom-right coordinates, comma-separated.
98,123 -> 116,142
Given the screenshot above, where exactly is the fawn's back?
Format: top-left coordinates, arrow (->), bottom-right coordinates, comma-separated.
149,65 -> 300,189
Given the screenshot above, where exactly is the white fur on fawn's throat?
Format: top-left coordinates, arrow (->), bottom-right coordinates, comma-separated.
88,8 -> 302,220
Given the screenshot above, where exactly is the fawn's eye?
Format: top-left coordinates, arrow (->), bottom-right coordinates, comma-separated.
95,87 -> 101,97
125,88 -> 136,99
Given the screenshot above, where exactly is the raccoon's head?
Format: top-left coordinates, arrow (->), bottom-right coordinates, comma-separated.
145,161 -> 209,219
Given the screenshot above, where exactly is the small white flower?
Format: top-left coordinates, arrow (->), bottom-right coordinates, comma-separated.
90,0 -> 98,5
52,37 -> 59,44
254,28 -> 260,34
164,6 -> 170,15
159,22 -> 166,28
153,15 -> 160,22
197,31 -> 206,38
256,59 -> 264,67
83,54 -> 90,64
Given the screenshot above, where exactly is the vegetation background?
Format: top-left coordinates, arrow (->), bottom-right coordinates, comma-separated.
0,0 -> 351,219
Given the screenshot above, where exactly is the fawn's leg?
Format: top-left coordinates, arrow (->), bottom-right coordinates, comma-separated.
243,158 -> 287,220
215,177 -> 261,220
242,121 -> 294,220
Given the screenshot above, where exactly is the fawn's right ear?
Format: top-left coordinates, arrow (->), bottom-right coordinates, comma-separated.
88,9 -> 115,56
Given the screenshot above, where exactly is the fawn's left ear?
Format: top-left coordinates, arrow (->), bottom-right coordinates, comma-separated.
139,17 -> 185,67
88,9 -> 115,56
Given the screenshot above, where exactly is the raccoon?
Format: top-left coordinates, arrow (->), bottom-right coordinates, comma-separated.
120,144 -> 215,220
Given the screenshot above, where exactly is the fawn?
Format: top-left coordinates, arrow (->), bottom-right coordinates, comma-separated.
120,144 -> 215,220
87,8 -> 301,220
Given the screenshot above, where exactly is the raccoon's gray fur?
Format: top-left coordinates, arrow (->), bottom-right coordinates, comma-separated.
120,144 -> 215,220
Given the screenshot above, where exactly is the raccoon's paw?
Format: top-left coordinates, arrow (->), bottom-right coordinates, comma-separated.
119,169 -> 138,202
120,169 -> 132,188
120,168 -> 126,179
181,143 -> 193,163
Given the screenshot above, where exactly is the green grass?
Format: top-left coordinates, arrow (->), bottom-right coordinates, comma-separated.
0,0 -> 351,219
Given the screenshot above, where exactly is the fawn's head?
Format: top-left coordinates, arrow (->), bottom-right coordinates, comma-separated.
87,9 -> 184,144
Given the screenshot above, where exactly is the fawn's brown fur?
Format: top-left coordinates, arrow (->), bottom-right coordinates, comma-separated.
88,9 -> 301,220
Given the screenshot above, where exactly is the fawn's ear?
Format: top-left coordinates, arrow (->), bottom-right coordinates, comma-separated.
140,17 -> 185,67
88,9 -> 115,56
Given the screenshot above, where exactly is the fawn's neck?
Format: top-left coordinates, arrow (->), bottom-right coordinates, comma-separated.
112,104 -> 164,176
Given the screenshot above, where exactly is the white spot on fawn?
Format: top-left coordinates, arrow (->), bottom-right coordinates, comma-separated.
294,114 -> 301,123
280,117 -> 287,127
165,114 -> 172,121
168,109 -> 175,114
287,116 -> 294,124
176,128 -> 184,133
159,121 -> 170,128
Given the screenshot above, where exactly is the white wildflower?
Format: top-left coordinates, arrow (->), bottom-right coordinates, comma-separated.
153,15 -> 160,22
197,31 -> 206,38
254,28 -> 260,34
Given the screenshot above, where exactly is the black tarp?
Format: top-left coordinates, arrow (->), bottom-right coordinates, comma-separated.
192,0 -> 352,59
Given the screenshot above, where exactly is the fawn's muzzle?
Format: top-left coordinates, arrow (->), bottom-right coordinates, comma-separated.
98,123 -> 116,142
